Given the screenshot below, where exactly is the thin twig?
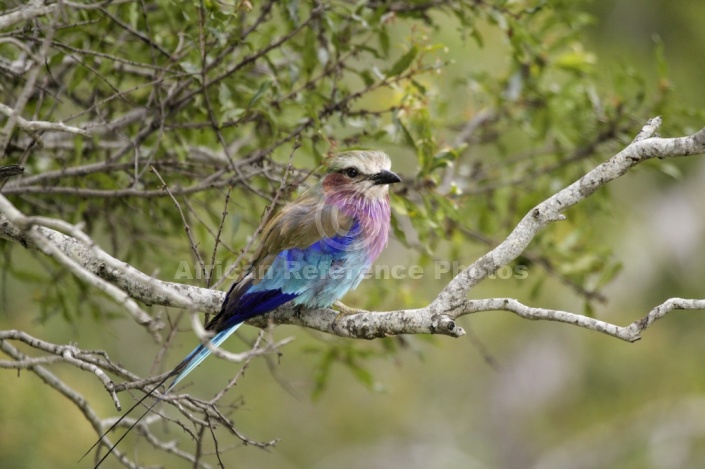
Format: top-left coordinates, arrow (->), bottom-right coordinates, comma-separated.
152,165 -> 207,280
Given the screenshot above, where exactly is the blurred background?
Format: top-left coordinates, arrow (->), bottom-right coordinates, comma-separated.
2,0 -> 705,468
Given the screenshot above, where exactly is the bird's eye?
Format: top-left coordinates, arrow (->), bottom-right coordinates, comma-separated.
344,167 -> 359,178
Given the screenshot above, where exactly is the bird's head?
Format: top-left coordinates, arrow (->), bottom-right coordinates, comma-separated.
322,150 -> 401,200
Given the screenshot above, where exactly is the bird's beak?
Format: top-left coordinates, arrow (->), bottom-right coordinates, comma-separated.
370,170 -> 401,185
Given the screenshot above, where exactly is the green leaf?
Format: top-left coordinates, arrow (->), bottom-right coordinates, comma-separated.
385,45 -> 418,78
596,260 -> 623,290
389,211 -> 409,247
355,44 -> 383,60
653,34 -> 669,80
302,27 -> 317,77
555,48 -> 596,74
179,61 -> 202,83
221,107 -> 245,122
346,357 -> 374,389
389,194 -> 408,216
311,348 -> 337,401
430,193 -> 460,222
358,69 -> 375,87
218,83 -> 232,108
658,162 -> 682,179
379,26 -> 390,57
247,80 -> 272,109
410,79 -> 426,95
429,147 -> 462,173
392,112 -> 416,149
470,27 -> 484,48
128,2 -> 139,29
530,275 -> 546,300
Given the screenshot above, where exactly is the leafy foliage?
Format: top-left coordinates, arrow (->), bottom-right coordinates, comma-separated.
0,1 -> 699,467
0,0 -> 675,396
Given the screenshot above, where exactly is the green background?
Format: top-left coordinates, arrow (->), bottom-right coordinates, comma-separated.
2,0 -> 705,468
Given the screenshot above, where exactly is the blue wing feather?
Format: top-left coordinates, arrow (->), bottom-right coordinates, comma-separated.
167,222 -> 367,390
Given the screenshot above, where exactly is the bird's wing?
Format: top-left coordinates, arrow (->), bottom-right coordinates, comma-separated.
252,194 -> 354,267
206,195 -> 354,333
165,196 -> 355,402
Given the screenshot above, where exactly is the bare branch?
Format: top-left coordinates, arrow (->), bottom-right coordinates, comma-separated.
432,117 -> 705,309
0,2 -> 56,30
0,102 -> 90,136
2,119 -> 705,347
0,208 -> 220,314
0,330 -> 121,409
0,195 -> 162,336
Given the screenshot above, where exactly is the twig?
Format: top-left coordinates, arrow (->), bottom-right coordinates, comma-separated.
0,330 -> 121,409
211,142 -> 300,289
0,102 -> 90,136
3,119 -> 705,344
152,165 -> 207,279
0,3 -> 56,30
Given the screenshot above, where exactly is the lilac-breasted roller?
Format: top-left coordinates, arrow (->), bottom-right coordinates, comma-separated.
88,150 -> 400,466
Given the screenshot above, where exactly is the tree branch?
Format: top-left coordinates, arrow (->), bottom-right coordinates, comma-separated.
0,2 -> 56,30
0,102 -> 90,137
2,118 -> 705,346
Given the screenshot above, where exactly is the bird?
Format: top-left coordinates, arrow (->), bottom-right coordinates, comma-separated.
86,150 -> 401,467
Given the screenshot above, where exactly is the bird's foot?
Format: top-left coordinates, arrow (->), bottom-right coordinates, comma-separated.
333,301 -> 366,316
332,302 -> 366,334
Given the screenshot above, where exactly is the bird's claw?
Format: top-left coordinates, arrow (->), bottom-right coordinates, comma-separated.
333,301 -> 365,316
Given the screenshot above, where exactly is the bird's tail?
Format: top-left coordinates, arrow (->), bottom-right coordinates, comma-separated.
82,322 -> 243,468
167,322 -> 242,392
